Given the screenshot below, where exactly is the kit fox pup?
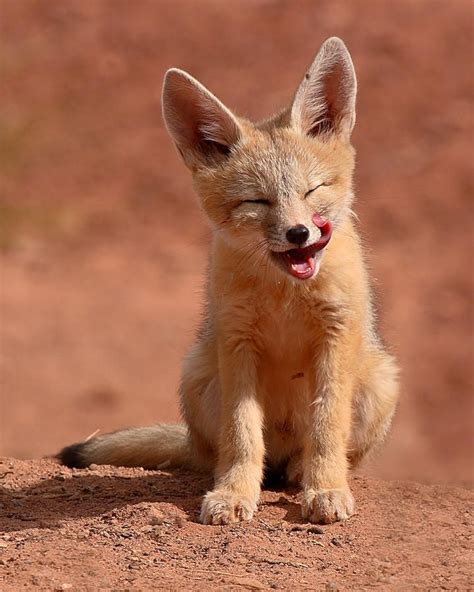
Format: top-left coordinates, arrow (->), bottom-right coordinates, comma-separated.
59,37 -> 399,525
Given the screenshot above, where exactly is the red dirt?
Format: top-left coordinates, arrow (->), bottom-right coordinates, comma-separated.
1,458 -> 473,590
1,0 -> 473,589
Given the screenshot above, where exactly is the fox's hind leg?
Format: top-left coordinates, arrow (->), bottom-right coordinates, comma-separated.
179,341 -> 221,472
349,348 -> 399,467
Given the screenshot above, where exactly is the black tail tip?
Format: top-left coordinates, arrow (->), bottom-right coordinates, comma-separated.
57,442 -> 90,468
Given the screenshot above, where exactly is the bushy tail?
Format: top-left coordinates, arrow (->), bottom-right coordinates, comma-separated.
58,424 -> 191,470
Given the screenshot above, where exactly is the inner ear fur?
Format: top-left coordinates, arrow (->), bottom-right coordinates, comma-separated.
291,37 -> 357,139
162,68 -> 242,168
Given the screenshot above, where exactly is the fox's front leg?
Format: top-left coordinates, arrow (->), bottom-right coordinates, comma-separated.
302,337 -> 356,524
200,342 -> 264,525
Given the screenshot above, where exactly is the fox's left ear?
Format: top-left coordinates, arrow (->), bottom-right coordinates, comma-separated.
291,37 -> 357,140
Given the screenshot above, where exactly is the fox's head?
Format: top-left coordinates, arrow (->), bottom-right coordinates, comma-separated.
162,37 -> 357,281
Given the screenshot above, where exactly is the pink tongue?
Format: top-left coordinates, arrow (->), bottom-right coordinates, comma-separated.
289,256 -> 315,277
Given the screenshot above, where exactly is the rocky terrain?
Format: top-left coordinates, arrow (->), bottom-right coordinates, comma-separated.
1,458 -> 472,590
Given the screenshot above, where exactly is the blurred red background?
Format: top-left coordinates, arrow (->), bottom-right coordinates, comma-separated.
1,0 -> 472,485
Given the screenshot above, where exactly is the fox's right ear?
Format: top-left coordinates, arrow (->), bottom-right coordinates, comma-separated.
162,69 -> 242,169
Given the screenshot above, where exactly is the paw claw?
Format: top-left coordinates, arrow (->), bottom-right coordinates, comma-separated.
200,490 -> 257,525
302,487 -> 355,524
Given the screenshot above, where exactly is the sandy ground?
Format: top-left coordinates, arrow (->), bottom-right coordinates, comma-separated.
1,0 -> 473,484
1,0 -> 473,589
1,458 -> 473,590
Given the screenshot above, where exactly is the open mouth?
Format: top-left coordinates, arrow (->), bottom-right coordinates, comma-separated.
273,218 -> 333,280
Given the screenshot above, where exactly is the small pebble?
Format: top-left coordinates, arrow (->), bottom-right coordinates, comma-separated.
308,526 -> 324,534
174,515 -> 186,528
148,508 -> 165,526
289,525 -> 305,532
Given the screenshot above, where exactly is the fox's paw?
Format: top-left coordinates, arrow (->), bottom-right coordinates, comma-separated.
302,486 -> 355,524
199,490 -> 257,525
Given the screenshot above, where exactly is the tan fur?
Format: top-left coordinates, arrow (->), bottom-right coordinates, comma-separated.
72,425 -> 191,470
58,38 -> 399,525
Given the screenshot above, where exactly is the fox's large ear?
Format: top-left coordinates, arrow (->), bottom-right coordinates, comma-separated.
291,37 -> 357,140
162,69 -> 242,168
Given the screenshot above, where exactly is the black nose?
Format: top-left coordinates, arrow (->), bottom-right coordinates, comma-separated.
286,224 -> 310,246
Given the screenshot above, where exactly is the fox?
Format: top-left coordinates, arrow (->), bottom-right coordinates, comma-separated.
58,37 -> 399,525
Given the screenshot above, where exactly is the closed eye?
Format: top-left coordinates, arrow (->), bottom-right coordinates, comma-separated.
242,199 -> 271,205
304,182 -> 329,198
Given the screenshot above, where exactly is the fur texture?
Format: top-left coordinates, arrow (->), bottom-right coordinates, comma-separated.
58,37 -> 399,525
